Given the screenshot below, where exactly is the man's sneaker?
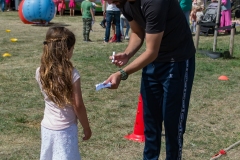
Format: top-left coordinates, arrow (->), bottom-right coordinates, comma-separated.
125,36 -> 129,40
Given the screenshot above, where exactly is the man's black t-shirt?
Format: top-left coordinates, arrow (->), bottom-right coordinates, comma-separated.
121,0 -> 196,62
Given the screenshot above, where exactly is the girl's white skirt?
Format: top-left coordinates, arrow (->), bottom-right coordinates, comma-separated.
40,124 -> 81,160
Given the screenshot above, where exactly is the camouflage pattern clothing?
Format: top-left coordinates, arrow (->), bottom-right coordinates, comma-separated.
82,18 -> 92,41
81,0 -> 93,41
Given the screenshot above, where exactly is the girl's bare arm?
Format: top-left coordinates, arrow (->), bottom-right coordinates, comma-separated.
72,78 -> 92,140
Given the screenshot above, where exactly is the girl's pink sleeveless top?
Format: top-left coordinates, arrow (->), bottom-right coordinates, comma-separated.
69,0 -> 76,8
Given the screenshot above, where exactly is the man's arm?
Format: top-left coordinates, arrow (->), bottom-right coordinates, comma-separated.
124,20 -> 145,60
104,28 -> 163,88
122,31 -> 163,75
108,20 -> 145,67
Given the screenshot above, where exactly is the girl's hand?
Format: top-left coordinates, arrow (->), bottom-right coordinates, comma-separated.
110,52 -> 129,67
82,127 -> 92,140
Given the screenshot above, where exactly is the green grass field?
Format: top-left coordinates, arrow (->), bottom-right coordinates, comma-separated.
0,11 -> 240,160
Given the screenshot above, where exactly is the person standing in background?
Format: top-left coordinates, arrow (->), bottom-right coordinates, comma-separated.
190,6 -> 199,33
5,0 -> 11,11
103,1 -> 121,43
81,0 -> 95,42
1,0 -> 5,12
99,0 -> 106,28
53,0 -> 60,16
91,0 -> 101,16
120,13 -> 130,40
220,0 -> 232,34
14,0 -> 19,10
179,0 -> 192,25
196,6 -> 203,22
91,0 -> 101,31
69,0 -> 76,16
58,0 -> 66,16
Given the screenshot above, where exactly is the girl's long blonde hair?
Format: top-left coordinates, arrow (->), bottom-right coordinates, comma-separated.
40,27 -> 76,108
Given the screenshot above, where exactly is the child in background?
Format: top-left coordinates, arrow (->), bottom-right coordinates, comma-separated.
58,0 -> 66,16
81,0 -> 95,42
91,0 -> 101,31
36,27 -> 92,160
192,0 -> 205,12
53,0 -> 60,16
196,6 -> 204,22
190,6 -> 198,33
5,0 -> 11,11
120,13 -> 130,40
190,6 -> 203,33
91,0 -> 101,16
69,0 -> 76,16
220,0 -> 232,34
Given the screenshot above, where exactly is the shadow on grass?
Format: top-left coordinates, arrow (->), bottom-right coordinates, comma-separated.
197,49 -> 240,60
30,22 -> 71,27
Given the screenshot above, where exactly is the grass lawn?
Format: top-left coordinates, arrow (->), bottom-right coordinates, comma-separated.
0,11 -> 240,160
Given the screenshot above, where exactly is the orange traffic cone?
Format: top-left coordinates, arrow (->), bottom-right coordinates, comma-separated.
218,75 -> 229,81
124,94 -> 145,142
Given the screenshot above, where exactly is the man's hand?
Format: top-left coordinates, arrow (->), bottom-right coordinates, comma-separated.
104,72 -> 121,89
110,52 -> 129,67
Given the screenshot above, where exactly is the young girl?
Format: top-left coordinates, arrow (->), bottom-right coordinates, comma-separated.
36,27 -> 92,159
190,6 -> 198,33
69,0 -> 76,16
58,0 -> 66,16
190,6 -> 203,33
5,0 -> 11,11
220,0 -> 232,34
53,0 -> 60,16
